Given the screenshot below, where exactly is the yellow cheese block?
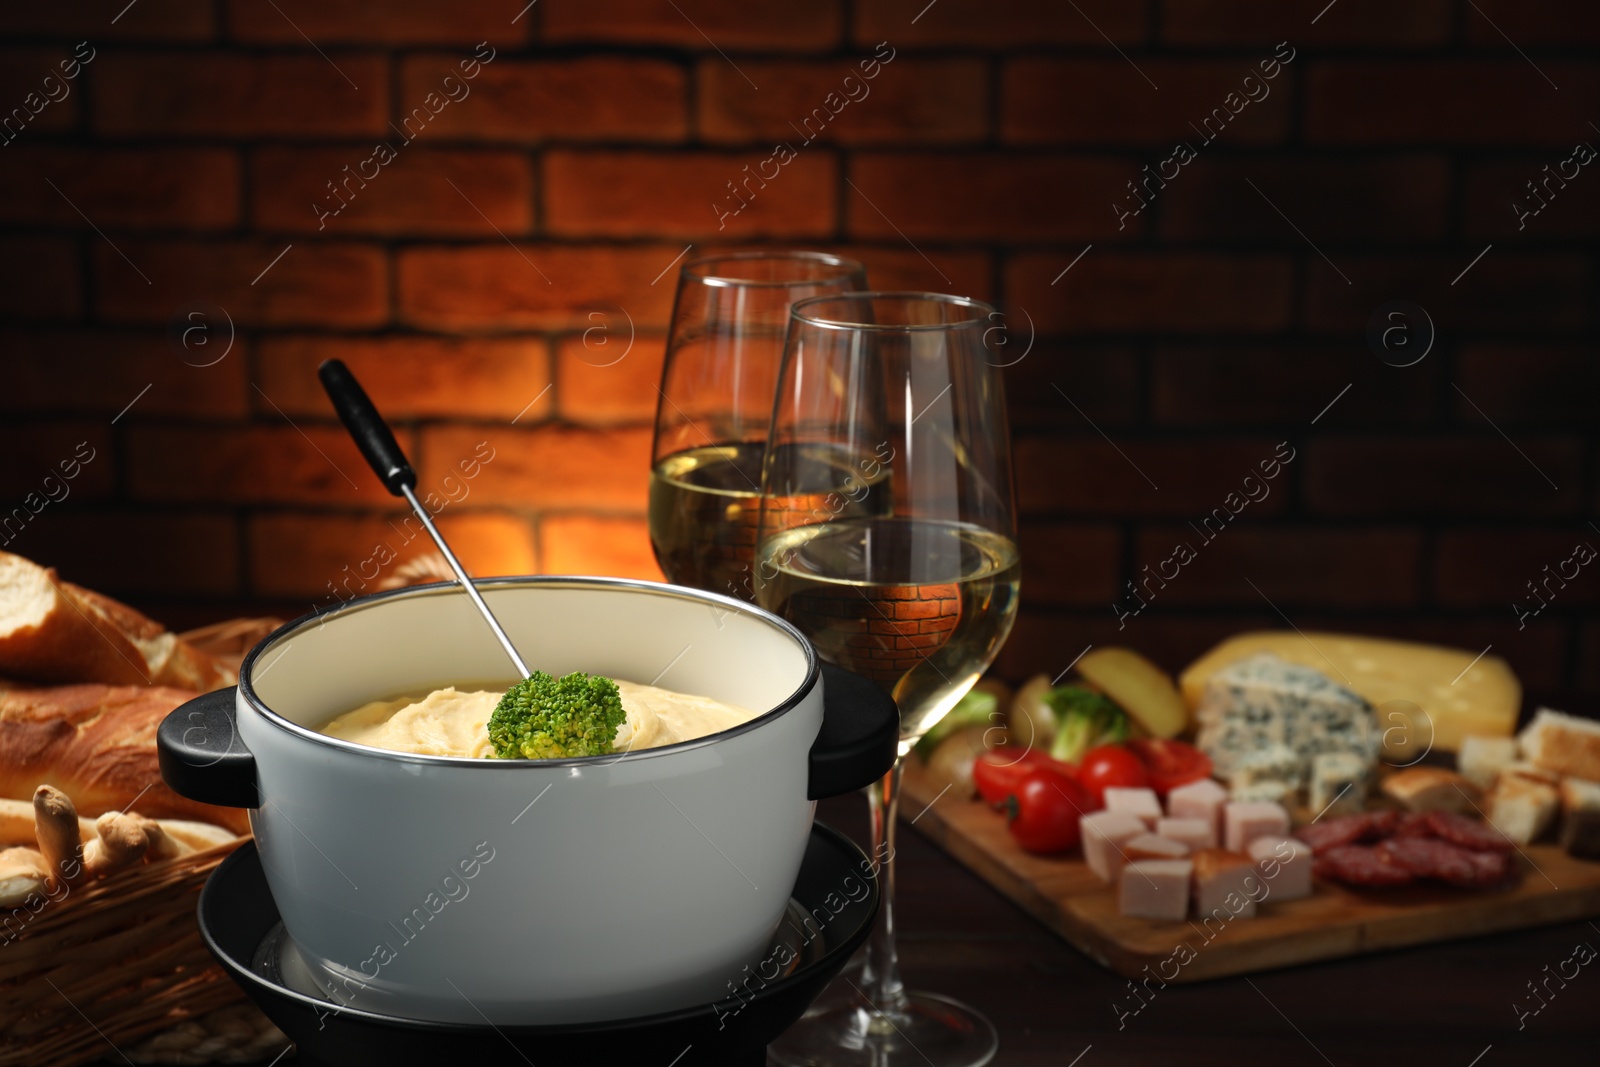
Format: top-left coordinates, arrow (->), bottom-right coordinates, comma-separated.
1179,632 -> 1520,756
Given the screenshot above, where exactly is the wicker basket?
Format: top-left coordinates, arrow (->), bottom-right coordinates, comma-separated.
0,618 -> 286,1067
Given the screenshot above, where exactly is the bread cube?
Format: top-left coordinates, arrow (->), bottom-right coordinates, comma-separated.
1119,859 -> 1193,921
1487,775 -> 1558,845
1559,777 -> 1600,859
1458,735 -> 1519,791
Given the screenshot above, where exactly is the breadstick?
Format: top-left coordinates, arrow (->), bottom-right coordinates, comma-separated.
0,846 -> 48,908
83,812 -> 149,878
32,786 -> 82,886
0,798 -> 35,846
156,819 -> 239,852
132,814 -> 189,861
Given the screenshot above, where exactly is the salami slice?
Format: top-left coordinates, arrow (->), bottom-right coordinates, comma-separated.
1313,844 -> 1415,887
1376,837 -> 1479,883
1299,811 -> 1398,853
1426,811 -> 1515,854
1393,812 -> 1434,838
1456,849 -> 1515,889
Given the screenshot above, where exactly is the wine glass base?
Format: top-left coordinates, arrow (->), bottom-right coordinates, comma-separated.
767,989 -> 998,1067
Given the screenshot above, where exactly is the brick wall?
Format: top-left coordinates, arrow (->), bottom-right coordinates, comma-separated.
2,0 -> 1596,692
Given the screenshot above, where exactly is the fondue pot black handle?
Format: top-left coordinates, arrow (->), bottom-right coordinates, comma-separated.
809,664 -> 899,799
157,687 -> 261,808
318,358 -> 417,495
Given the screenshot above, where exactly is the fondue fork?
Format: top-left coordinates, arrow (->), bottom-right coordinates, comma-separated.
317,359 -> 532,679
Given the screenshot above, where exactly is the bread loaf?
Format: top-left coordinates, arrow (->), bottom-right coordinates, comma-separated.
0,684 -> 249,835
0,551 -> 231,690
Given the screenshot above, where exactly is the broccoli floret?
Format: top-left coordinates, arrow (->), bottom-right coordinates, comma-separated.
488,670 -> 626,759
1046,685 -> 1128,764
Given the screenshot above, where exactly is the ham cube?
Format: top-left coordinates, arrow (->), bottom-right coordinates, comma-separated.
1104,787 -> 1163,828
1080,810 -> 1149,883
1124,833 -> 1190,860
1248,835 -> 1312,902
1223,800 -> 1290,853
1167,778 -> 1228,839
1192,848 -> 1260,920
1157,816 -> 1217,852
1119,859 -> 1193,921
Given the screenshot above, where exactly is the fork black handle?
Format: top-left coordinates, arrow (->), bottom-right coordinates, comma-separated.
317,358 -> 416,495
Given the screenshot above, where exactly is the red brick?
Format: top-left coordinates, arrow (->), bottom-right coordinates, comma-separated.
399,56 -> 686,144
1134,526 -> 1423,608
997,612 -> 1269,682
252,148 -> 532,236
1304,254 -> 1589,334
18,512 -> 238,597
557,333 -> 666,426
1456,345 -> 1594,425
0,48 -> 82,138
1465,0 -> 1600,44
0,237 -> 80,320
545,0 -> 842,50
1161,157 -> 1450,242
1007,344 -> 1141,431
540,515 -> 662,581
819,245 -> 992,299
0,423 -> 113,503
1163,0 -> 1450,45
0,148 -> 238,230
1017,524 -> 1122,607
1008,253 -> 1294,335
856,0 -> 1144,46
96,240 -> 388,328
0,331 -> 249,416
420,426 -> 653,510
849,154 -> 1135,242
249,511 -> 535,600
94,53 -> 388,138
1151,346 -> 1437,426
1435,529 -> 1600,609
1002,60 -> 1290,145
700,57 -> 986,146
1305,437 -> 1583,517
128,425 -> 413,506
1015,437 -> 1295,517
0,2 -> 212,39
255,336 -> 551,420
1307,63 -> 1600,146
1463,158 -> 1600,239
398,245 -> 681,331
226,0 -> 526,44
545,151 -> 837,239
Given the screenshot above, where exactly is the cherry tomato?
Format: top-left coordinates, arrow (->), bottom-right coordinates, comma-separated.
1076,745 -> 1150,808
972,749 -> 1077,809
1127,738 -> 1214,797
1004,768 -> 1092,854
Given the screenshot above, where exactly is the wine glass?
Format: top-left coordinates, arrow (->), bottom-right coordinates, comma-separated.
648,250 -> 867,600
757,293 -> 1019,1067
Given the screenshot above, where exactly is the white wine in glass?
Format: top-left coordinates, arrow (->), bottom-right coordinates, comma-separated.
758,292 -> 1019,1067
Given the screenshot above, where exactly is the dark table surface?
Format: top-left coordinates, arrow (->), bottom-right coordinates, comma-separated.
815,792 -> 1597,1067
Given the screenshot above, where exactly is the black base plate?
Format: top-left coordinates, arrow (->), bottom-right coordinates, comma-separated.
197,822 -> 879,1067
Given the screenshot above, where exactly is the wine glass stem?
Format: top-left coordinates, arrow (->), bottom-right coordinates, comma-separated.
860,758 -> 909,1019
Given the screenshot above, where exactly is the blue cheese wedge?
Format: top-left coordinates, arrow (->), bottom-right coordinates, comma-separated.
1309,751 -> 1368,816
1196,653 -> 1380,800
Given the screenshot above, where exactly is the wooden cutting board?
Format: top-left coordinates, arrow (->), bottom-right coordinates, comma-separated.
901,760 -> 1600,982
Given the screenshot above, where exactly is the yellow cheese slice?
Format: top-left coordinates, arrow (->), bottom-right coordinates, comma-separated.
1179,632 -> 1520,756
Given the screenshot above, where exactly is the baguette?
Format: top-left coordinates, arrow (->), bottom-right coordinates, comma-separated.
0,846 -> 48,908
0,551 -> 231,690
0,684 -> 250,835
32,785 -> 81,886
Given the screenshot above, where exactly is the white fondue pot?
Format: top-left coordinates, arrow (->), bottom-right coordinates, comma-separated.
159,576 -> 896,1025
